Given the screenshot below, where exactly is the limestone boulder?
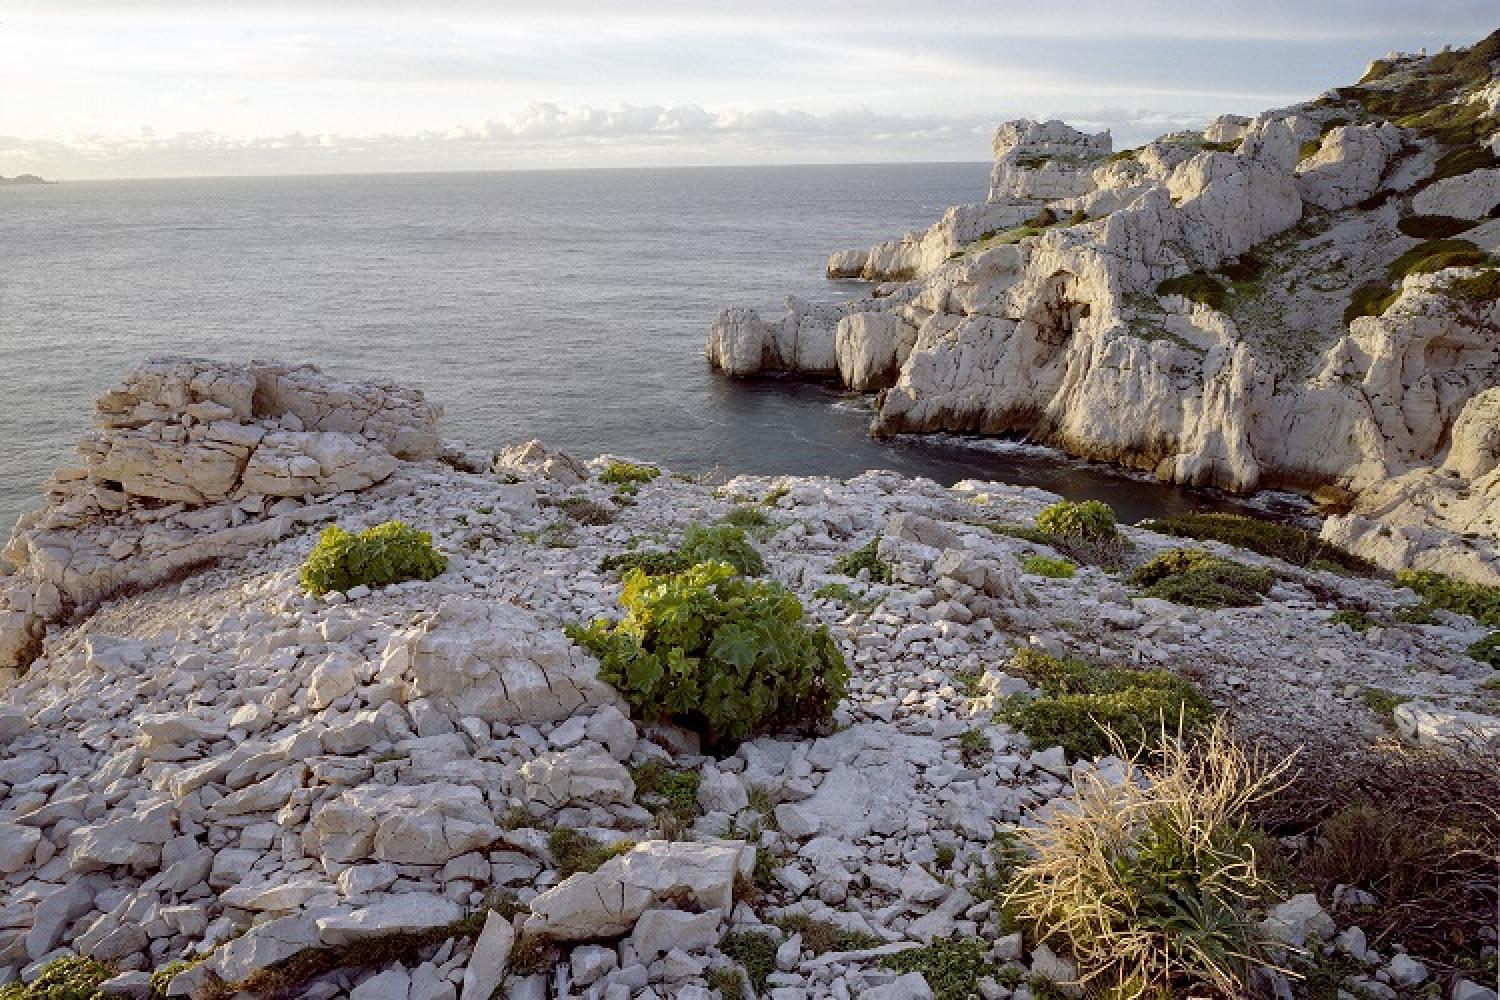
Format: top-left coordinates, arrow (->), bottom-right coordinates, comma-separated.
311,783 -> 500,865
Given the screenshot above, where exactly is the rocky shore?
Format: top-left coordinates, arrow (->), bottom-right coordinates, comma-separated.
2,358 -> 1497,1000
707,34 -> 1500,587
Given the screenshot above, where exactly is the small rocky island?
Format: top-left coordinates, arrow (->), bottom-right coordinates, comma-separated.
0,356 -> 1496,1000
0,175 -> 50,186
709,31 -> 1500,590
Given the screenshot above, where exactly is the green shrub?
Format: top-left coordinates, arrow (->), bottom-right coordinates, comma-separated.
1388,238 -> 1482,280
812,581 -> 879,611
557,495 -> 614,525
1467,631 -> 1500,667
598,461 -> 660,486
1398,214 -> 1479,238
1344,281 -> 1402,322
1129,548 -> 1275,609
548,828 -> 635,879
832,536 -> 894,584
723,503 -> 772,532
1358,686 -> 1405,721
1021,555 -> 1076,579
1431,144 -> 1500,183
884,938 -> 1004,1000
1405,249 -> 1489,274
598,549 -> 692,577
719,931 -> 778,995
566,561 -> 847,745
1218,252 -> 1265,282
1137,511 -> 1373,572
300,521 -> 446,595
631,761 -> 700,826
1329,609 -> 1378,632
1397,570 -> 1500,625
1298,138 -> 1322,161
772,915 -> 880,956
1443,268 -> 1500,304
1156,273 -> 1229,311
678,523 -> 766,577
1036,499 -> 1118,540
999,647 -> 1214,760
0,958 -> 114,1000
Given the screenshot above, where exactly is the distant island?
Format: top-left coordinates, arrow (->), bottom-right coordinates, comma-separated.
0,173 -> 51,185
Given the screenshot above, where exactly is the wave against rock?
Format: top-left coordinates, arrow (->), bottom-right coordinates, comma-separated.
708,35 -> 1500,584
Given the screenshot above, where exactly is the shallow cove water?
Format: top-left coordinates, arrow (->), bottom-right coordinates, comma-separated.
1,163 -> 1285,536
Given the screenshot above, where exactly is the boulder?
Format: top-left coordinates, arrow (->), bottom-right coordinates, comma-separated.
318,895 -> 464,945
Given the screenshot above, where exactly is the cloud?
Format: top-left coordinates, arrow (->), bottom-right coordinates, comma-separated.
0,103 -> 1226,179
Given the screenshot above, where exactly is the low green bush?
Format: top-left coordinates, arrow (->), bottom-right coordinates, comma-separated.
1036,499 -> 1118,540
598,461 -> 660,486
1344,281 -> 1402,322
1398,214 -> 1479,238
884,938 -> 1005,1000
598,549 -> 692,577
1298,138 -> 1323,161
812,581 -> 880,611
1358,686 -> 1405,721
1329,609 -> 1378,632
832,536 -> 894,584
556,495 -> 614,525
548,828 -> 634,879
1021,555 -> 1076,579
1467,631 -> 1500,667
1443,268 -> 1500,304
1138,511 -> 1374,572
1156,272 -> 1229,311
1388,238 -> 1483,280
1430,144 -> 1499,183
300,521 -> 446,595
677,523 -> 765,577
773,915 -> 880,956
566,561 -> 847,744
1397,570 -> 1500,625
1130,548 -> 1275,609
1405,249 -> 1488,274
719,931 -> 779,994
998,647 -> 1214,760
0,958 -> 114,1000
1218,252 -> 1265,282
631,761 -> 700,827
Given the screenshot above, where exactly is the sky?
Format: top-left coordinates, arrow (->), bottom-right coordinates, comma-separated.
1,1 -> 1495,180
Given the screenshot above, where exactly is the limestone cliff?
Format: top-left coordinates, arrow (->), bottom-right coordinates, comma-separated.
708,32 -> 1500,583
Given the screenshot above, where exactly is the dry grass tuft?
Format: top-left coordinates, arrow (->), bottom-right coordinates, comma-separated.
1003,719 -> 1296,999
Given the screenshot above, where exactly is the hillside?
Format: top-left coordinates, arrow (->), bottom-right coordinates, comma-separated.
709,31 -> 1500,588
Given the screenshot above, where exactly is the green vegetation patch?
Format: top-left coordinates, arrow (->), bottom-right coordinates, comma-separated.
1130,548 -> 1275,609
598,522 -> 765,579
772,915 -> 881,956
598,461 -> 661,487
1036,499 -> 1118,540
1328,609 -> 1378,633
1467,631 -> 1500,667
1443,267 -> 1500,304
0,958 -> 114,1000
300,521 -> 446,595
1431,144 -> 1500,182
1397,570 -> 1500,626
1344,281 -> 1403,323
812,581 -> 880,611
567,561 -> 847,745
884,938 -> 1005,1000
1156,272 -> 1229,311
631,761 -> 701,826
832,535 -> 894,584
1398,214 -> 1479,239
1358,686 -> 1406,721
548,827 -> 635,879
1021,555 -> 1077,579
719,931 -> 779,995
1137,511 -> 1374,573
998,647 -> 1214,760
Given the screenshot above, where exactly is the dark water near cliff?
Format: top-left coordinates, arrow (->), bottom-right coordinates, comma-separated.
0,164 -> 1277,537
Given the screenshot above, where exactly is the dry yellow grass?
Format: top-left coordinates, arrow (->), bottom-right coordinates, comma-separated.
1003,720 -> 1298,999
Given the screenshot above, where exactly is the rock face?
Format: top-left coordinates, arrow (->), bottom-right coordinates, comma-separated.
0,358 -> 444,677
707,39 -> 1500,583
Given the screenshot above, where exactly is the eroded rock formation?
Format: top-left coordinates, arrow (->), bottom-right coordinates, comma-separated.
709,35 -> 1500,583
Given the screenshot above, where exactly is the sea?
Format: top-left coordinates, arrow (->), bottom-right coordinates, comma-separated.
0,163 -> 1282,539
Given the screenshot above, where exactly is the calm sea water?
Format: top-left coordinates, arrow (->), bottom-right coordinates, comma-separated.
0,164 -> 1270,538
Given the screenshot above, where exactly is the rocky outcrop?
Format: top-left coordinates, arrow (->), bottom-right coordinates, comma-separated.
0,358 -> 443,677
708,35 -> 1500,583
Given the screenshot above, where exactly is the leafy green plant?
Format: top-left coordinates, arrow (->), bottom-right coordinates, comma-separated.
0,958 -> 114,1000
1021,555 -> 1077,579
678,523 -> 766,576
566,561 -> 847,744
1004,721 -> 1294,999
1137,511 -> 1373,573
1397,570 -> 1500,625
299,521 -> 447,595
1129,548 -> 1274,609
548,828 -> 635,879
1037,500 -> 1118,540
832,536 -> 894,584
999,647 -> 1214,760
812,581 -> 880,611
884,937 -> 1004,1000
